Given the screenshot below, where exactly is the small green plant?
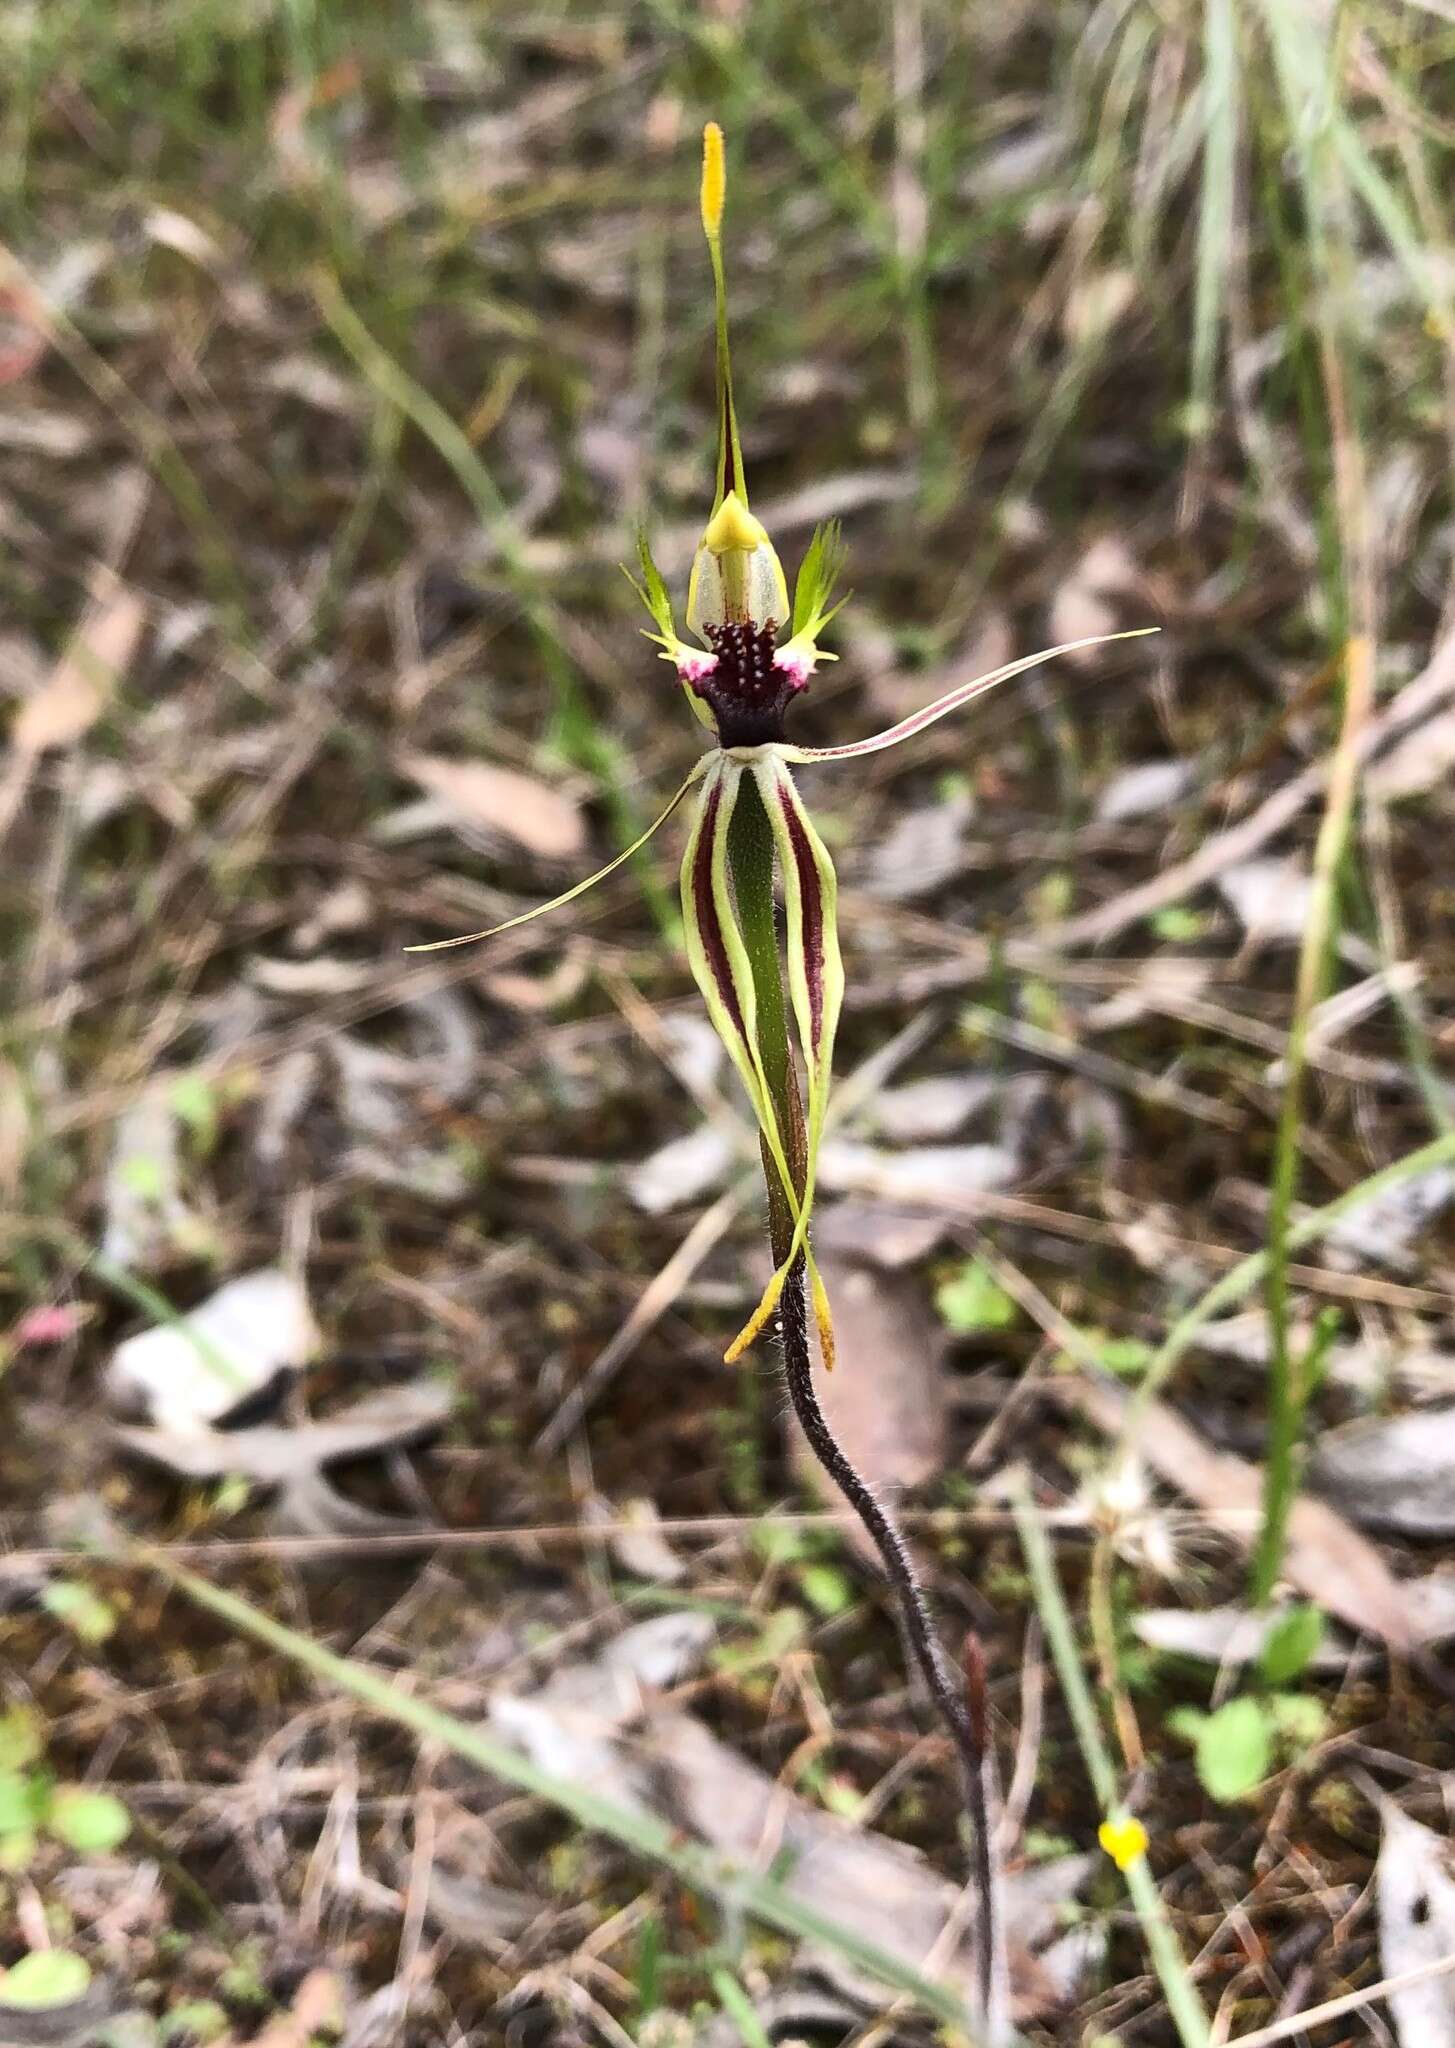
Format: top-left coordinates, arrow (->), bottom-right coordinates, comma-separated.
1166,1604 -> 1328,1805
936,1256 -> 1019,1334
1169,1689 -> 1327,1806
0,1950 -> 93,2010
0,1707 -> 131,1873
411,122 -> 1150,2044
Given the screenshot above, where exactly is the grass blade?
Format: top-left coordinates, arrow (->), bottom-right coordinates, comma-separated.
136,1552 -> 976,2036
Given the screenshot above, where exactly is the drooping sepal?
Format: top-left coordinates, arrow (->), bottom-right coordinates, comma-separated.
701,122 -> 746,514
407,758 -> 707,952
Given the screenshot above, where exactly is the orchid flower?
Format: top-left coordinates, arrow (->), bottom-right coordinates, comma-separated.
413,124 -> 1152,2042
415,121 -> 1149,1379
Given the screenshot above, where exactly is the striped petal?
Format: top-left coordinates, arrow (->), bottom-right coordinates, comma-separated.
406,760 -> 707,952
723,754 -> 844,1367
679,757 -> 801,1224
776,629 -> 1158,764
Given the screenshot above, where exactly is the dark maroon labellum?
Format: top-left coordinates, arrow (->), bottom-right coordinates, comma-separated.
696,621 -> 795,746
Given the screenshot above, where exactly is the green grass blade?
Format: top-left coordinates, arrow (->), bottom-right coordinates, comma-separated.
1012,1488 -> 1213,2048
1189,0 -> 1238,442
137,1553 -> 976,2035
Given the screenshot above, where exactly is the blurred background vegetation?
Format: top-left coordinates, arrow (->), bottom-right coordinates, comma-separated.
6,3 -> 1455,2045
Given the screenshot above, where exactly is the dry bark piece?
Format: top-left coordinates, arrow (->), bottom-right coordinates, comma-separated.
10,581 -> 146,758
652,1714 -> 1078,2024
624,1123 -> 736,1215
819,1139 -> 1020,1203
1094,758 -> 1195,822
813,1198 -> 954,1270
489,1615 -> 1089,2024
1132,1604 -> 1363,1673
869,1073 -> 999,1144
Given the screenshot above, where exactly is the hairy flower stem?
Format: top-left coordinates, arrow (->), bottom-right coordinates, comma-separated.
725,774 -> 1003,2032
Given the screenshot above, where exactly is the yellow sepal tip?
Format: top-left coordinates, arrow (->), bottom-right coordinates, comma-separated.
811,1267 -> 836,1372
701,122 -> 726,240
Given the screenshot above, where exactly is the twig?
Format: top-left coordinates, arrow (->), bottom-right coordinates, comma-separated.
1219,1948 -> 1455,2048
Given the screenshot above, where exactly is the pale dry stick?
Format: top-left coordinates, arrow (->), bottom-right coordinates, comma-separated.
889,0 -> 933,437
959,1000 -> 1244,1130
996,1615 -> 1045,1854
2,1504 -> 1085,1578
534,1184 -> 751,1458
1216,1950 -> 1455,2048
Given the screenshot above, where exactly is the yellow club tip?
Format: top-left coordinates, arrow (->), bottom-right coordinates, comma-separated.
701,121 -> 726,239
1098,1815 -> 1149,1873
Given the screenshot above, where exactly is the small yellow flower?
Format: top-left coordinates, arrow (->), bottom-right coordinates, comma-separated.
1099,1814 -> 1149,1872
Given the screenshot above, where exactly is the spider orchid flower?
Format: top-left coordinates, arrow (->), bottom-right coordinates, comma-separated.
412,122 -> 1153,1372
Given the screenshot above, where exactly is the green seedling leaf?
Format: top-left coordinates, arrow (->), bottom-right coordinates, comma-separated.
0,1828 -> 38,1872
1087,1333 -> 1154,1378
1266,1692 -> 1327,1751
1151,906 -> 1207,942
751,1521 -> 809,1567
0,1951 -> 92,2010
1192,1696 -> 1270,1804
0,1709 -> 43,1773
0,1772 -> 40,1834
40,1579 -> 117,1644
119,1155 -> 167,1203
160,2000 -> 229,2042
1258,1604 -> 1324,1686
936,1258 -> 1018,1334
168,1073 -> 219,1154
713,1606 -> 805,1676
48,1787 -> 131,1854
798,1564 -> 854,1617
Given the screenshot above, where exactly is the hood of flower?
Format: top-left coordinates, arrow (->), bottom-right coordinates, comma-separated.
701,491 -> 771,555
686,491 -> 790,640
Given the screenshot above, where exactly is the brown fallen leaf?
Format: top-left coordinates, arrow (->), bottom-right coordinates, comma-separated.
1063,1372 -> 1421,1653
490,1612 -> 1087,2025
12,579 -> 146,758
112,1380 -> 452,1484
0,578 -> 147,841
652,1713 -> 1074,2025
788,1255 -> 948,1559
398,749 -> 586,861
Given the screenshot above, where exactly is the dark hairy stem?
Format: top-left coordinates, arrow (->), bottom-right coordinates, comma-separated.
778,1253 -> 1000,2020
725,774 -> 1001,2031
